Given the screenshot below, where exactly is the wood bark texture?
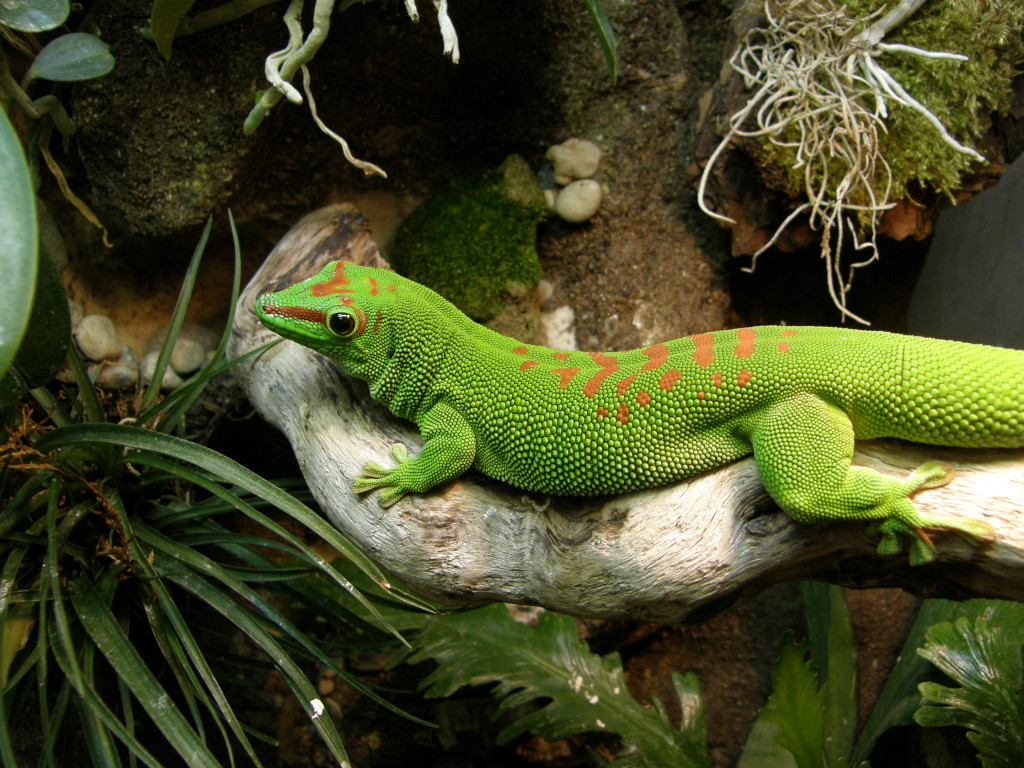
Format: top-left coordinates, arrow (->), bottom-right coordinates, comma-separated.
228,204 -> 1024,622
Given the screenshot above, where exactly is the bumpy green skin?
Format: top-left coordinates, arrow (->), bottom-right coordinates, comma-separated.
256,261 -> 1024,563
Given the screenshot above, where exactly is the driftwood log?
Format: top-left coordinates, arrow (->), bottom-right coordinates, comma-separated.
228,204 -> 1024,622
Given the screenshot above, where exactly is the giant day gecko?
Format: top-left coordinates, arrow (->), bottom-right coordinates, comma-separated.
255,260 -> 1024,564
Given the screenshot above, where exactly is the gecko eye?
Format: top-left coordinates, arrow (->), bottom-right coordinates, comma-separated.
327,311 -> 357,338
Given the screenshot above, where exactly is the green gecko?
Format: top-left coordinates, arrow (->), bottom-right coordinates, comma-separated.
255,260 -> 1024,564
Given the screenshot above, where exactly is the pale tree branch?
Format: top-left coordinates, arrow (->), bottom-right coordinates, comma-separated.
229,206 -> 1024,622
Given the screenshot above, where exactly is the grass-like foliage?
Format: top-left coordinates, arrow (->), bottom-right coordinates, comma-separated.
409,603 -> 710,767
0,217 -> 429,767
915,602 -> 1024,767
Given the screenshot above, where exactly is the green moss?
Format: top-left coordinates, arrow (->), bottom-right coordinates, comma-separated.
389,155 -> 550,321
763,0 -> 1024,206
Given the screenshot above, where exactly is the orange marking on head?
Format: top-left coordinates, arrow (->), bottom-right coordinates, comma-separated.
583,353 -> 619,398
263,305 -> 326,324
339,296 -> 354,306
310,262 -> 354,297
641,343 -> 669,372
512,346 -> 528,355
616,403 -> 629,424
659,369 -> 681,391
597,406 -> 610,418
778,341 -> 791,354
737,369 -> 752,387
782,328 -> 798,336
368,278 -> 380,296
710,373 -> 722,388
615,374 -> 637,396
372,310 -> 382,333
690,333 -> 715,368
637,391 -> 651,407
552,351 -> 571,361
735,328 -> 756,359
386,283 -> 397,293
551,367 -> 580,389
520,360 -> 538,371
697,390 -> 705,401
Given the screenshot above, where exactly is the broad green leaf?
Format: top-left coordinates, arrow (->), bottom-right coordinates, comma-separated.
759,633 -> 825,768
582,0 -> 618,85
0,248 -> 70,406
852,598 -> 985,763
0,107 -> 37,384
802,583 -> 857,765
150,0 -> 198,59
26,33 -> 115,83
410,604 -> 711,767
914,602 -> 1024,767
0,0 -> 69,32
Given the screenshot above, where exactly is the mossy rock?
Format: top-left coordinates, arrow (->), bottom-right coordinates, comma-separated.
389,155 -> 549,321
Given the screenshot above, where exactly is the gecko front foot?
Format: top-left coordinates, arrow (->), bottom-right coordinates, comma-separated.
353,444 -> 413,507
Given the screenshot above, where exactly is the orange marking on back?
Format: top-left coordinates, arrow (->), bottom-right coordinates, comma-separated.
737,369 -> 752,387
512,346 -> 528,355
782,328 -> 798,336
637,391 -> 651,407
551,367 -> 580,389
691,333 -> 715,368
386,283 -> 397,293
710,373 -> 722,388
310,262 -> 354,297
583,353 -> 619,398
641,344 -> 668,372
616,403 -> 629,424
735,328 -> 756,359
778,341 -> 791,354
615,374 -> 637,396
659,369 -> 681,391
697,390 -> 705,401
597,406 -> 610,418
520,360 -> 538,371
552,351 -> 571,361
368,278 -> 380,296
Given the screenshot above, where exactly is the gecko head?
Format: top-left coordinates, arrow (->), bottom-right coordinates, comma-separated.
255,261 -> 400,379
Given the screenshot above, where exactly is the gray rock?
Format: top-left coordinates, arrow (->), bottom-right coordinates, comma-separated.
68,300 -> 85,326
117,344 -> 138,368
170,338 -> 206,375
554,179 -> 602,223
140,351 -> 184,391
95,362 -> 139,389
146,323 -> 218,356
74,314 -> 121,361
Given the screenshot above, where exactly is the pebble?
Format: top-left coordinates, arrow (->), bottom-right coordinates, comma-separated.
547,138 -> 602,185
554,179 -> 602,223
170,338 -> 207,375
140,351 -> 184,391
68,300 -> 84,326
147,323 -> 219,355
95,362 -> 139,389
74,314 -> 122,361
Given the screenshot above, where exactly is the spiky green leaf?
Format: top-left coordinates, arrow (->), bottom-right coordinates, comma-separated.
410,604 -> 710,767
